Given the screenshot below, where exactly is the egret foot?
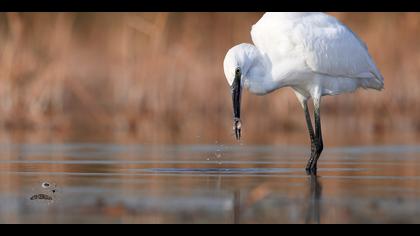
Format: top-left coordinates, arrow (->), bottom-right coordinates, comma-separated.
305,154 -> 315,172
306,166 -> 317,175
306,156 -> 320,175
305,157 -> 318,175
305,144 -> 323,175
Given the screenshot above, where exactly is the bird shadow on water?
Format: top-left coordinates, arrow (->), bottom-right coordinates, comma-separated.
304,174 -> 322,224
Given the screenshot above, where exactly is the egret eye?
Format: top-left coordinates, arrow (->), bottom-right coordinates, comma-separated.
235,68 -> 240,75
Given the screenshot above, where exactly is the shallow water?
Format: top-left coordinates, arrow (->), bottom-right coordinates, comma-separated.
1,143 -> 420,223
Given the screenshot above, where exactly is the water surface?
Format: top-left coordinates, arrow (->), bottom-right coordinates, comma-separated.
0,143 -> 419,223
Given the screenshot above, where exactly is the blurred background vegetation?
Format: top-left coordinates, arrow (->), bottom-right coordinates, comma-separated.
0,12 -> 419,145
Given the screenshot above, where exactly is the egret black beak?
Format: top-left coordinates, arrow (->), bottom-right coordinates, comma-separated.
231,70 -> 242,140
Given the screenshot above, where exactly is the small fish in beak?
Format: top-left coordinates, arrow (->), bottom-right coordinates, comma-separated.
233,118 -> 241,140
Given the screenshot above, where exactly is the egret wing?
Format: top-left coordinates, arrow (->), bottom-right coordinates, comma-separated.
251,12 -> 383,87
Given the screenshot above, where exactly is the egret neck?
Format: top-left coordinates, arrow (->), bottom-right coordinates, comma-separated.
225,43 -> 288,140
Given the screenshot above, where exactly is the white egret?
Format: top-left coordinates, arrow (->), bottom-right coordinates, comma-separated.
223,12 -> 384,173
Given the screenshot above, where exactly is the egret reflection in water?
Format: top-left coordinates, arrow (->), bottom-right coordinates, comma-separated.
305,174 -> 322,224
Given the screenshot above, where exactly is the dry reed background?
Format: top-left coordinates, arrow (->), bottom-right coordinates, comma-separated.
0,12 -> 419,146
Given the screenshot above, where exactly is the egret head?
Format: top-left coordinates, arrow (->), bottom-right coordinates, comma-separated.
223,43 -> 257,140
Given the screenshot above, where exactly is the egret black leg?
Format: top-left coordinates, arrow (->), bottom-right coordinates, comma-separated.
302,101 -> 317,172
309,99 -> 323,171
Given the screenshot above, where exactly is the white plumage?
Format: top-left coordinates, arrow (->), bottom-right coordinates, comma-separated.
223,12 -> 384,173
252,13 -> 383,92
